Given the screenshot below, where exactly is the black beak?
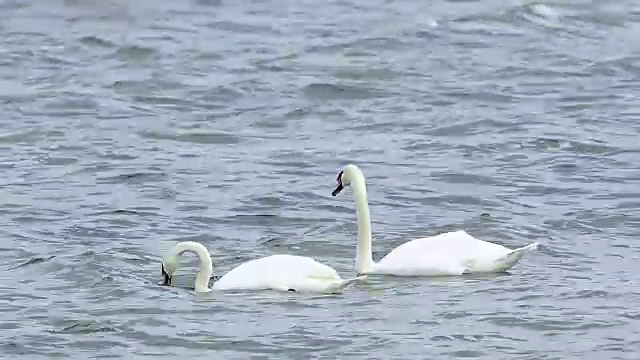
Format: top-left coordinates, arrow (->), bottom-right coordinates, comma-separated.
161,264 -> 170,286
332,183 -> 344,196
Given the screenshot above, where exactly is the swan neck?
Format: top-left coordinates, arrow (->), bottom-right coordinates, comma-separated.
352,172 -> 373,274
174,241 -> 212,292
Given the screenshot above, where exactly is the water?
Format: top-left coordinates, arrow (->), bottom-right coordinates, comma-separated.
1,0 -> 639,358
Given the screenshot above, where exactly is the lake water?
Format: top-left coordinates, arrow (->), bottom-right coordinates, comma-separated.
1,0 -> 639,359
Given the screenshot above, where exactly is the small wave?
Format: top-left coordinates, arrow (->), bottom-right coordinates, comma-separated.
79,35 -> 115,48
138,130 -> 243,145
303,83 -> 390,100
96,171 -> 166,185
109,45 -> 156,62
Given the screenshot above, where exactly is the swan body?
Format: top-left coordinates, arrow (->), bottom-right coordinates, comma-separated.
331,164 -> 539,276
161,241 -> 366,294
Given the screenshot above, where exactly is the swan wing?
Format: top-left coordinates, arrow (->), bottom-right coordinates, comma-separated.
375,230 -> 513,275
268,254 -> 341,280
212,254 -> 340,291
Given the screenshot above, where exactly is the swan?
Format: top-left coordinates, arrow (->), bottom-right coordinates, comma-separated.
160,241 -> 366,294
331,164 -> 540,276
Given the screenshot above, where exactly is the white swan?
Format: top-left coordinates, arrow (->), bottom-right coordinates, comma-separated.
331,164 -> 540,276
161,241 -> 366,294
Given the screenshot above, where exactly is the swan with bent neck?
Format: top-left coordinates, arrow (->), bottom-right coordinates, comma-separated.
161,241 -> 366,293
331,164 -> 539,276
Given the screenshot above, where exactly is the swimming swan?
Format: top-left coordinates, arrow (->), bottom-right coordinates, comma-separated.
331,164 -> 540,276
161,241 -> 366,293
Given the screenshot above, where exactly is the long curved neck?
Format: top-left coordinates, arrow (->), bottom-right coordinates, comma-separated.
351,173 -> 374,274
174,241 -> 213,292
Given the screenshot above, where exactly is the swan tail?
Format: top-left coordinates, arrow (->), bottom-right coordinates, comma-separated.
326,275 -> 368,293
493,242 -> 540,272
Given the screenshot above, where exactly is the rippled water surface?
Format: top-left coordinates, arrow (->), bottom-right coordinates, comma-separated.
1,0 -> 640,358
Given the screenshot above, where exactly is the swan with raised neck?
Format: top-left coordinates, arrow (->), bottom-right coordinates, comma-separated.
331,164 -> 539,276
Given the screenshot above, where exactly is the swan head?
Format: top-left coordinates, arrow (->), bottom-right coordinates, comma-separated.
161,254 -> 179,286
161,241 -> 214,293
332,164 -> 362,196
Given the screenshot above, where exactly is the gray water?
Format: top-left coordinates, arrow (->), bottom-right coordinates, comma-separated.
1,0 -> 639,358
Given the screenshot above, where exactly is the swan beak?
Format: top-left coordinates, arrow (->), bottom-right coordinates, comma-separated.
161,264 -> 171,286
332,184 -> 344,196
